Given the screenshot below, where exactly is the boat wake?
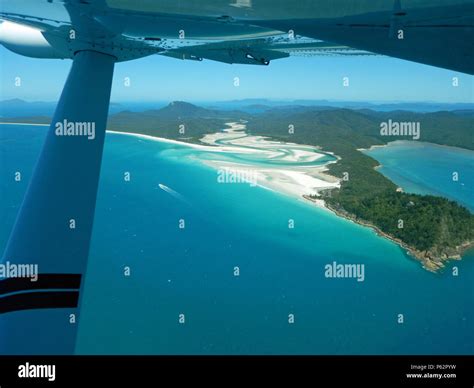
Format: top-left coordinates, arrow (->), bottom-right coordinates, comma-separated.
158,183 -> 191,206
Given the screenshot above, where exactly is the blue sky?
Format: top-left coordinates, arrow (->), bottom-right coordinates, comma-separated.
0,46 -> 472,103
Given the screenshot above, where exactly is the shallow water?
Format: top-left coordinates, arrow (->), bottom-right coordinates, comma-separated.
1,125 -> 472,355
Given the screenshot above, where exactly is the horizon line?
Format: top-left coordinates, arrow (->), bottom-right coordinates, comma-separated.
2,98 -> 473,105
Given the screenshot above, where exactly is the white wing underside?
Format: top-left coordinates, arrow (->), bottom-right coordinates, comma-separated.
0,0 -> 472,70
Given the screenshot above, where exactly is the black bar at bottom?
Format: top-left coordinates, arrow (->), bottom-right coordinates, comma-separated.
0,356 -> 471,386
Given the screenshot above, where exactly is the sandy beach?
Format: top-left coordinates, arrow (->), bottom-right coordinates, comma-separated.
357,144 -> 386,152
1,121 -> 341,208
0,122 -> 49,126
109,122 -> 340,207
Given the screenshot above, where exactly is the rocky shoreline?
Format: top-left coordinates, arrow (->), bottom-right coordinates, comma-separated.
303,195 -> 473,272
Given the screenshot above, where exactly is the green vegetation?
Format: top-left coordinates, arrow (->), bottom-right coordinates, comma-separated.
105,101 -> 249,143
4,102 -> 473,260
1,102 -> 249,144
246,108 -> 474,258
367,110 -> 474,150
328,191 -> 473,252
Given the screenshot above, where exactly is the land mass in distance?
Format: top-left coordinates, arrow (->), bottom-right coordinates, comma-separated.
3,101 -> 473,271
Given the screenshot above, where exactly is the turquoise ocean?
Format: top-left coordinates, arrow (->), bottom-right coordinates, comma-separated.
0,124 -> 472,355
365,141 -> 474,212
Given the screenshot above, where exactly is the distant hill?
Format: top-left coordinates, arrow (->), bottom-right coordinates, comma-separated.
2,98 -> 472,118
106,102 -> 250,142
1,98 -> 26,106
208,99 -> 474,113
0,98 -> 126,117
246,108 -> 474,150
0,101 -> 250,142
149,101 -> 219,119
0,99 -> 57,118
3,101 -> 472,149
238,104 -> 272,113
451,109 -> 474,117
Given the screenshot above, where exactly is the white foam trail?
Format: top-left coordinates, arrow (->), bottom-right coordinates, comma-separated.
158,183 -> 191,206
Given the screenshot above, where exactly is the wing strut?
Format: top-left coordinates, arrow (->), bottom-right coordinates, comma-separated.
0,49 -> 115,354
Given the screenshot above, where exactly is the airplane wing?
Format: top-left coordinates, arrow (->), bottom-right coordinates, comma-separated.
0,9 -> 374,65
1,1 -> 471,72
0,0 -> 472,355
160,36 -> 375,65
253,3 -> 474,75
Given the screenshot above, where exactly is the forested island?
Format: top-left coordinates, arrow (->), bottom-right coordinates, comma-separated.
245,108 -> 474,271
3,101 -> 473,270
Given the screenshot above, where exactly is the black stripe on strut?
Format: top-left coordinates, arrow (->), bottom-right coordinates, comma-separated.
0,274 -> 82,296
0,291 -> 80,314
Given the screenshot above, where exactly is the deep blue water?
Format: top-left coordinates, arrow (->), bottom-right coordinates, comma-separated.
0,124 -> 473,355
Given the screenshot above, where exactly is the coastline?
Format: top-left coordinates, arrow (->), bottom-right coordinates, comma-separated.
357,144 -> 386,152
359,140 -> 474,154
304,195 -> 473,272
109,125 -> 341,202
107,129 -> 242,152
6,122 -> 472,271
0,122 -> 49,126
